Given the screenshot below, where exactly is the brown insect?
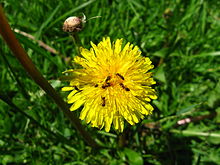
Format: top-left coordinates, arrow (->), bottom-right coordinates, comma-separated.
116,73 -> 124,80
74,86 -> 79,90
102,76 -> 112,89
105,76 -> 111,82
101,96 -> 106,107
119,83 -> 130,91
102,83 -> 111,89
74,86 -> 83,92
94,84 -> 98,87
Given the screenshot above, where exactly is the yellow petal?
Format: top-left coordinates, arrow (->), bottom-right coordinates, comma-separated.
114,39 -> 123,55
61,87 -> 75,91
67,90 -> 78,100
80,105 -> 90,120
67,93 -> 82,104
70,99 -> 85,111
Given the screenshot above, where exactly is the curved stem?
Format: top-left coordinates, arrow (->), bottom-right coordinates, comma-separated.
0,5 -> 99,148
0,50 -> 30,99
0,93 -> 71,146
71,33 -> 82,56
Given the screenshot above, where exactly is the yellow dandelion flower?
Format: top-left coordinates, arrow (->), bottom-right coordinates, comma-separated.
62,37 -> 157,132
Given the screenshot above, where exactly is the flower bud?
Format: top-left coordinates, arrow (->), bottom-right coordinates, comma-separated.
63,16 -> 83,33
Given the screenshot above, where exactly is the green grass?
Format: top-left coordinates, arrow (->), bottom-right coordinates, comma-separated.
1,0 -> 220,164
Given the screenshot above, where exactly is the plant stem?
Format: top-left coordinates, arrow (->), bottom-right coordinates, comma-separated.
0,50 -> 30,99
118,132 -> 126,147
71,33 -> 82,56
0,5 -> 99,148
170,129 -> 220,138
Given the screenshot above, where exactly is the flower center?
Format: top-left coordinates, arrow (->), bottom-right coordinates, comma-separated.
99,73 -> 130,91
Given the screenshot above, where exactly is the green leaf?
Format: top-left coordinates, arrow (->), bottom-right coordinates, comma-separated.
124,148 -> 143,165
15,33 -> 61,69
153,48 -> 168,58
154,65 -> 166,83
35,2 -> 61,39
176,104 -> 198,115
46,0 -> 96,30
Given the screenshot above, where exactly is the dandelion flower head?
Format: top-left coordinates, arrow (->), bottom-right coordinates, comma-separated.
62,37 -> 157,132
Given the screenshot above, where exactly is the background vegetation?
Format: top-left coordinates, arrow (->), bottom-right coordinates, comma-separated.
0,0 -> 220,164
